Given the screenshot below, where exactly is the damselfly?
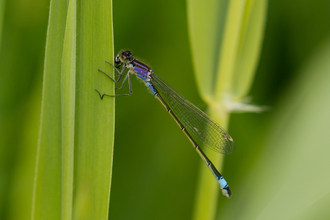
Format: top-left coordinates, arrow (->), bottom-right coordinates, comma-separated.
96,50 -> 235,198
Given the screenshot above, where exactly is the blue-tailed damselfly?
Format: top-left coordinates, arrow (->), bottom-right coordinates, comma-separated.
96,50 -> 235,198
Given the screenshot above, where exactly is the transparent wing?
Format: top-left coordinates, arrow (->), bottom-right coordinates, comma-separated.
151,74 -> 235,154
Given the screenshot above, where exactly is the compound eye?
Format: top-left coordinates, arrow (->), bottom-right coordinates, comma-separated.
121,55 -> 128,61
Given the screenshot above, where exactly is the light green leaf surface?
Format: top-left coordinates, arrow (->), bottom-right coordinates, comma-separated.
187,1 -> 267,219
32,1 -> 114,219
187,0 -> 228,100
60,0 -> 76,218
32,1 -> 69,218
215,0 -> 267,101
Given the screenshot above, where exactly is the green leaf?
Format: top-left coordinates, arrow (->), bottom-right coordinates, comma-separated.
32,1 -> 69,218
60,0 -> 76,218
31,0 -> 114,219
187,0 -> 228,100
214,0 -> 267,101
187,1 -> 267,219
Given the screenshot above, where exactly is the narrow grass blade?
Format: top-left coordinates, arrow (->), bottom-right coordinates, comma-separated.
73,1 -> 114,219
187,0 -> 228,100
32,0 -> 114,220
215,0 -> 267,101
32,0 -> 69,218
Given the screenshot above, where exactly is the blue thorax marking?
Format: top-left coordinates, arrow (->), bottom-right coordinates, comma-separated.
146,81 -> 157,95
131,60 -> 156,95
136,74 -> 156,94
137,74 -> 147,82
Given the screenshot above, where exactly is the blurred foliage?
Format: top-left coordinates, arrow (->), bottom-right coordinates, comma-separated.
0,0 -> 5,52
188,1 -> 267,220
0,0 -> 330,220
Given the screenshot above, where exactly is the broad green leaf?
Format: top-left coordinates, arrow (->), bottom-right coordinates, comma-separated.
73,1 -> 114,219
32,0 -> 114,219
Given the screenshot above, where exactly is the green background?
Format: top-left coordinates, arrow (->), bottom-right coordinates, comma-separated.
1,0 -> 330,220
